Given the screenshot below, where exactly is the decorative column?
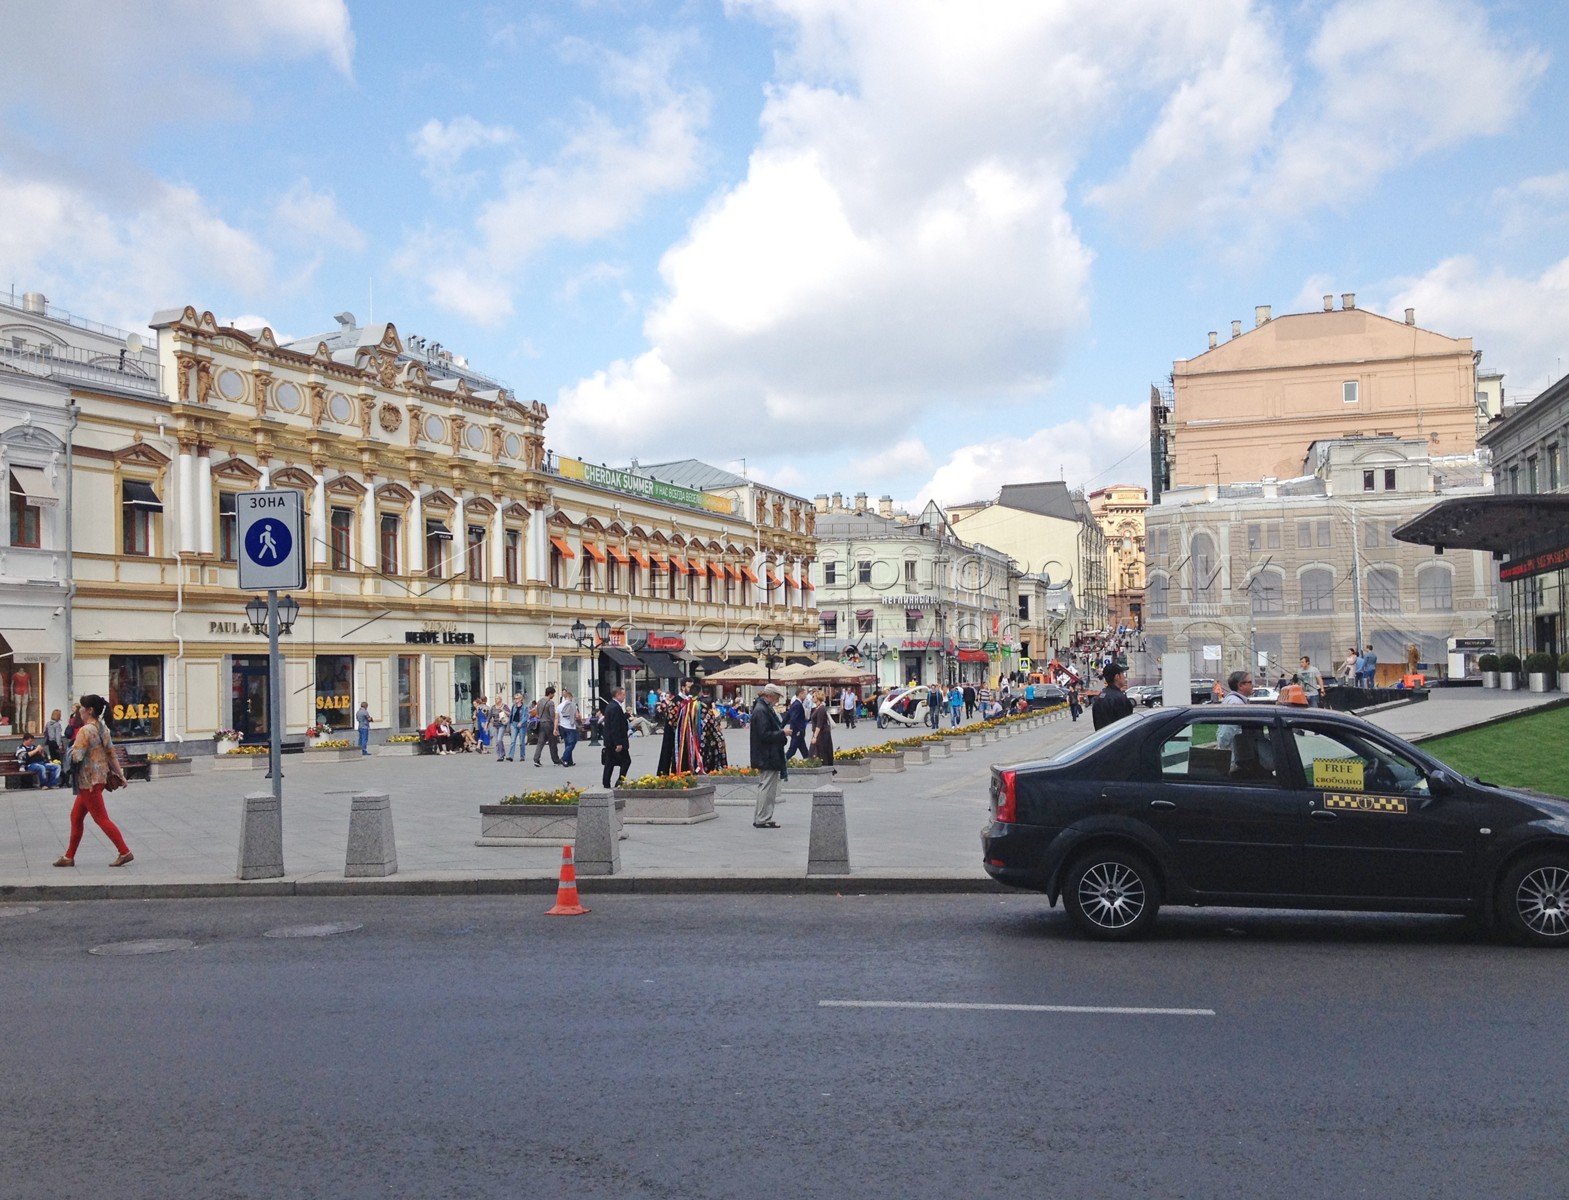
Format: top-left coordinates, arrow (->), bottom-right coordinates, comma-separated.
195,448 -> 213,555
311,472 -> 327,564
408,490 -> 424,578
525,504 -> 547,582
490,504 -> 505,580
176,446 -> 196,553
361,479 -> 378,572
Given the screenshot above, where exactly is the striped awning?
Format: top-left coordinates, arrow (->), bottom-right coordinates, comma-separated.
582,542 -> 607,563
608,545 -> 630,564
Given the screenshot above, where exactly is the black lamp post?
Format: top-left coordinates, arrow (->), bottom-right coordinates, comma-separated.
572,617 -> 614,704
240,592 -> 299,799
753,632 -> 784,681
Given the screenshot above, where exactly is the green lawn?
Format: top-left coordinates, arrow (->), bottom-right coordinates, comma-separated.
1418,705 -> 1569,798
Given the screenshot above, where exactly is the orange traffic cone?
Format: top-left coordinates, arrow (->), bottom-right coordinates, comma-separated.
546,845 -> 590,916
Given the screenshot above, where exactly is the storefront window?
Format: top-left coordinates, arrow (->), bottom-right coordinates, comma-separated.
314,654 -> 354,730
509,656 -> 536,705
454,654 -> 483,717
107,654 -> 163,742
397,655 -> 421,732
1,654 -> 44,736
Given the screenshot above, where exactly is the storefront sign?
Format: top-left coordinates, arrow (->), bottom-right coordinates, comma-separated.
404,630 -> 477,644
647,633 -> 686,650
1500,543 -> 1569,582
556,456 -> 734,514
209,620 -> 291,637
900,638 -> 954,650
880,595 -> 939,606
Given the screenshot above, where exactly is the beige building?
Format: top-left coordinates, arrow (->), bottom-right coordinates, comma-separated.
1159,295 -> 1480,491
52,304 -> 815,750
1088,484 -> 1148,630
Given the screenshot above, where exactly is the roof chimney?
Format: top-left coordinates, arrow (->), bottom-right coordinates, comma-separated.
853,492 -> 867,512
1255,305 -> 1271,327
1341,293 -> 1356,310
878,495 -> 894,518
814,493 -> 829,513
21,292 -> 47,314
1323,294 -> 1334,312
1207,331 -> 1218,350
1231,320 -> 1242,339
831,492 -> 843,510
1404,307 -> 1415,326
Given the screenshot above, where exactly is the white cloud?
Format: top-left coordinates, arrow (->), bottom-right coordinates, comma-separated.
1384,255 -> 1569,398
401,31 -> 710,324
409,117 -> 517,197
1494,170 -> 1569,239
1092,0 -> 1547,238
273,178 -> 365,251
848,438 -> 933,481
908,405 -> 1150,511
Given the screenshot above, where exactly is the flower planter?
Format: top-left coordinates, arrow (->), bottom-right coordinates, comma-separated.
925,740 -> 951,759
895,745 -> 930,765
781,765 -> 836,793
713,777 -> 776,806
213,754 -> 267,771
478,803 -> 578,845
1500,673 -> 1520,691
301,747 -> 362,763
964,734 -> 987,750
215,738 -> 241,756
1528,673 -> 1555,693
145,758 -> 193,780
1480,672 -> 1499,689
867,751 -> 906,773
378,742 -> 423,755
614,783 -> 718,824
1559,673 -> 1569,693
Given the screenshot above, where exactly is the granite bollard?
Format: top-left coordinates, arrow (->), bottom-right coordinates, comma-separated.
575,787 -> 620,876
345,791 -> 397,877
807,785 -> 850,875
238,792 -> 283,880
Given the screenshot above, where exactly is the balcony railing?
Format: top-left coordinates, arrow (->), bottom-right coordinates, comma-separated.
0,341 -> 164,397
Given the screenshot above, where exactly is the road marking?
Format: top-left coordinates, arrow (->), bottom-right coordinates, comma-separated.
820,1000 -> 1215,1016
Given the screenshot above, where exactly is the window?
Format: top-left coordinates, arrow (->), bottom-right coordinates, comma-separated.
121,479 -> 161,556
1250,569 -> 1283,615
629,562 -> 641,597
857,612 -> 874,635
820,611 -> 837,630
857,560 -> 873,584
504,530 -> 520,583
1189,533 -> 1217,603
1159,721 -> 1279,785
1549,445 -> 1561,491
218,493 -> 237,562
580,555 -> 594,592
396,656 -> 421,732
1417,565 -> 1453,612
1267,524 -> 1281,550
1363,470 -> 1375,491
314,654 -> 354,731
824,560 -> 838,585
606,555 -> 620,594
1343,381 -> 1359,404
329,507 -> 353,570
1301,568 -> 1335,613
1363,520 -> 1381,549
1384,468 -> 1397,491
549,545 -> 563,588
425,521 -> 450,579
1509,466 -> 1520,494
107,654 -> 164,742
1292,726 -> 1428,800
1367,567 -> 1400,612
1018,595 -> 1030,620
9,479 -> 40,547
379,513 -> 400,575
1248,523 -> 1261,552
1316,519 -> 1331,547
906,611 -> 920,632
1152,527 -> 1169,558
905,560 -> 917,584
466,525 -> 485,582
1527,456 -> 1539,494
1148,574 -> 1169,618
1297,520 -> 1312,547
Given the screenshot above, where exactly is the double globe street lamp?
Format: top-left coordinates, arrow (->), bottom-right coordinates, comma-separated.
754,632 -> 785,682
571,617 -> 612,706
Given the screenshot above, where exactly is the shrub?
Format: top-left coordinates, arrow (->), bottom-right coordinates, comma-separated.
1560,653 -> 1569,673
501,785 -> 583,806
1524,652 -> 1556,675
386,733 -> 421,743
1499,652 -> 1522,673
1478,653 -> 1499,672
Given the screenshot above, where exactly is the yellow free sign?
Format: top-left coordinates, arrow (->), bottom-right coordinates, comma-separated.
1313,758 -> 1365,792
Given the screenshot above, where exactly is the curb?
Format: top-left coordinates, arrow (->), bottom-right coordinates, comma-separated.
1412,694 -> 1569,746
0,873 -> 1010,903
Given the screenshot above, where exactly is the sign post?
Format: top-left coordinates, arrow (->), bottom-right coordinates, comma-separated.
237,490 -> 305,807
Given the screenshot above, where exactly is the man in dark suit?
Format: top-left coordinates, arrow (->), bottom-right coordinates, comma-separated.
1091,664 -> 1135,731
749,683 -> 788,828
785,687 -> 809,761
600,687 -> 631,789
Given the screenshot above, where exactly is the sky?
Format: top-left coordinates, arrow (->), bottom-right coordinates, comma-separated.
3,0 -> 1567,510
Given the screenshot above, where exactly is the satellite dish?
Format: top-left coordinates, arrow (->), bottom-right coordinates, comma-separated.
125,334 -> 143,354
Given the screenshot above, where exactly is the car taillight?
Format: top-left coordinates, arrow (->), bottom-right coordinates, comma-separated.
996,769 -> 1017,823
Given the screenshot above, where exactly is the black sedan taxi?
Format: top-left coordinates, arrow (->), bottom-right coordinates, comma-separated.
982,706 -> 1569,946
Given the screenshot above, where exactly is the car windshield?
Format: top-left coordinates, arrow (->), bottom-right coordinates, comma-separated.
1047,709 -> 1154,765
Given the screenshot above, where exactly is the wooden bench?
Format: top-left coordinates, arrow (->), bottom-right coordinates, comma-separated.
112,746 -> 152,782
1,759 -> 42,789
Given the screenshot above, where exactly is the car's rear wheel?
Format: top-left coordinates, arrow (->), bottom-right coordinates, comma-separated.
1498,854 -> 1569,947
1063,848 -> 1160,940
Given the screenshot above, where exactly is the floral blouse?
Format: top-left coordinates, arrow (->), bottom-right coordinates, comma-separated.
70,719 -> 115,789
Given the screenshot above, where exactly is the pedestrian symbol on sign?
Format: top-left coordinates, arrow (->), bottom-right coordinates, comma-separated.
245,519 -> 292,567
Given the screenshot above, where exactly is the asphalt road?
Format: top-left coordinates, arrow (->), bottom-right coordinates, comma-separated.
3,895 -> 1566,1200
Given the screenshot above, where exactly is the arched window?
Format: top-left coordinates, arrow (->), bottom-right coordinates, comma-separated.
1189,533 -> 1217,603
1148,573 -> 1169,618
1417,564 -> 1453,611
1300,568 -> 1335,613
1250,568 -> 1284,615
1367,567 -> 1400,613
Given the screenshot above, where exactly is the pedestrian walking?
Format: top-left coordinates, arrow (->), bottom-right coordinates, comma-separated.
1068,684 -> 1082,722
962,683 -> 976,720
558,689 -> 579,767
948,684 -> 964,727
785,687 -> 810,761
1298,656 -> 1324,707
701,701 -> 729,772
927,681 -> 943,728
491,695 -> 511,761
840,686 -> 857,729
54,694 -> 133,867
1090,664 -> 1135,731
1339,647 -> 1359,684
809,689 -> 835,768
506,691 -> 528,760
750,682 -> 787,828
355,700 -> 373,755
600,687 -> 631,789
533,686 -> 562,766
473,695 -> 490,750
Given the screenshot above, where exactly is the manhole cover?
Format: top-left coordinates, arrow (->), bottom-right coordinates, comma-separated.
263,922 -> 363,939
89,939 -> 196,956
0,906 -> 41,919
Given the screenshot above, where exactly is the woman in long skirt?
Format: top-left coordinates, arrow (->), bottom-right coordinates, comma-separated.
809,689 -> 835,768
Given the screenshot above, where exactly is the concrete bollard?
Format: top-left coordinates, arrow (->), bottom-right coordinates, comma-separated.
807,786 -> 850,875
238,792 -> 284,880
575,787 -> 620,876
345,791 -> 397,877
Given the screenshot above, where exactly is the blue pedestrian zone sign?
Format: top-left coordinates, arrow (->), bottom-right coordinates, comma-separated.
236,489 -> 306,590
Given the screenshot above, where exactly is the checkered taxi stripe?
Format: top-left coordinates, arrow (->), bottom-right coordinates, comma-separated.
1322,793 -> 1408,814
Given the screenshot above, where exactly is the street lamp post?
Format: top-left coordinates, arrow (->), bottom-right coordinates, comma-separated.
571,617 -> 614,706
753,632 -> 784,681
243,591 -> 299,802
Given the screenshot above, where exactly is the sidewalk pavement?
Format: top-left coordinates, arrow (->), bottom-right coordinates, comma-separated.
1,690 -> 1557,902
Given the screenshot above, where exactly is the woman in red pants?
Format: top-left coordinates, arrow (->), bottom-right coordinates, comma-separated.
54,693 -> 133,868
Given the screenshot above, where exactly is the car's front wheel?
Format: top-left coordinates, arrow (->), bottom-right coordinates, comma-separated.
1063,848 -> 1160,941
1498,854 -> 1569,947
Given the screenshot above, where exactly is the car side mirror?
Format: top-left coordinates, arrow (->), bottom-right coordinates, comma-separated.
1424,772 -> 1455,803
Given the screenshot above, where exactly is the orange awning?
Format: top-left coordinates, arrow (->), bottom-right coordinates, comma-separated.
724,564 -> 743,581
783,572 -> 799,588
802,578 -> 814,591
708,561 -> 727,580
668,554 -> 688,574
649,552 -> 668,570
738,564 -> 759,583
583,542 -> 607,563
688,558 -> 706,576
608,545 -> 630,564
764,568 -> 780,586
629,549 -> 650,568
548,536 -> 576,559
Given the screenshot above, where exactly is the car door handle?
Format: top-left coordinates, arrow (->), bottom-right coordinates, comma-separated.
1310,809 -> 1337,822
1149,800 -> 1177,810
